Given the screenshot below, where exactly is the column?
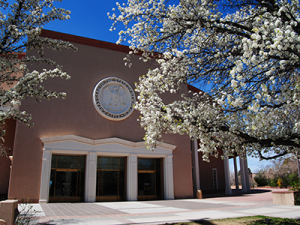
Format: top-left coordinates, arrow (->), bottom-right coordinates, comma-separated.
85,152 -> 97,202
164,155 -> 174,200
239,156 -> 247,193
127,154 -> 137,201
192,141 -> 201,194
223,155 -> 232,195
39,150 -> 52,203
233,157 -> 239,190
243,156 -> 250,191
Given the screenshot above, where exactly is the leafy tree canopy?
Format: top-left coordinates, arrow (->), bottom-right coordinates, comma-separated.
110,0 -> 300,161
0,0 -> 76,156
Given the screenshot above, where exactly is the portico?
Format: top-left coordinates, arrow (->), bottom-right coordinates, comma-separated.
39,135 -> 176,203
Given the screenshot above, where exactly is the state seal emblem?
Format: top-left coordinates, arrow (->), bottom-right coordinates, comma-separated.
93,77 -> 136,121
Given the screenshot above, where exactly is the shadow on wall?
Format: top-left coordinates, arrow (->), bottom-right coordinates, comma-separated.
0,194 -> 7,201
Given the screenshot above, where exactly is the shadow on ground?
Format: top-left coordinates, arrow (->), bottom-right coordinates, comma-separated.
163,216 -> 300,225
250,218 -> 300,225
203,188 -> 271,198
37,219 -> 86,225
163,219 -> 215,225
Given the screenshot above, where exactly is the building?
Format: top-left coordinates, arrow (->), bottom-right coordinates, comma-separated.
0,30 -> 249,203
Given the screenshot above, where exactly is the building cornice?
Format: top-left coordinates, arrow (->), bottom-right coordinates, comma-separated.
41,135 -> 176,151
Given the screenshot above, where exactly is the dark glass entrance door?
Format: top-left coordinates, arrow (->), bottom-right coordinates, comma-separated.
49,155 -> 85,202
138,172 -> 156,197
138,158 -> 161,200
55,171 -> 77,198
96,157 -> 125,201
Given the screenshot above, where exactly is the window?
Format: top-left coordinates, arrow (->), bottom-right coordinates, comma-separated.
212,168 -> 218,190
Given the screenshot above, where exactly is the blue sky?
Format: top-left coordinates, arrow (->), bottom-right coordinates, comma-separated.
43,1 -> 126,44
42,0 -> 272,173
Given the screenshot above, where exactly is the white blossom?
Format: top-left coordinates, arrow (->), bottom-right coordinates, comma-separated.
0,0 -> 77,156
110,0 -> 300,161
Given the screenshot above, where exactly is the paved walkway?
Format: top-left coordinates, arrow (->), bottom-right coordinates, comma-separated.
19,188 -> 300,225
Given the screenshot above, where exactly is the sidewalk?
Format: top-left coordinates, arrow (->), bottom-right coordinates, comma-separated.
20,188 -> 300,225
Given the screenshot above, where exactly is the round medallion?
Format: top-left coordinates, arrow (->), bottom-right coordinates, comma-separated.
93,77 -> 136,121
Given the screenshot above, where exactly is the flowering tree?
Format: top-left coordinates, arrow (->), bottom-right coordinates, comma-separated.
0,0 -> 76,156
110,0 -> 300,161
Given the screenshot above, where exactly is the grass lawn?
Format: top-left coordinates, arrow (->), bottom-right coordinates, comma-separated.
163,216 -> 300,225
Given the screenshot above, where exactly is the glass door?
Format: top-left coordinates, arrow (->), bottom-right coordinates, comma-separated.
49,155 -> 85,202
96,157 -> 125,201
138,158 -> 161,200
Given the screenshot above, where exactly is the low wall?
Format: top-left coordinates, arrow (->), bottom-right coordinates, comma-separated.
272,190 -> 300,205
0,200 -> 19,225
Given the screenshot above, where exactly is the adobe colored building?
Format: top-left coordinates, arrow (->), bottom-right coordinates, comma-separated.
0,30 -> 250,203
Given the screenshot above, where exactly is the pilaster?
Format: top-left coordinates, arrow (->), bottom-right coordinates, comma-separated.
127,154 -> 137,201
39,150 -> 52,203
164,155 -> 174,200
85,152 -> 97,202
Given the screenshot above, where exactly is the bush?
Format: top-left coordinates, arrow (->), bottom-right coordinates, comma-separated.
288,172 -> 300,184
277,178 -> 283,187
295,195 -> 300,205
268,179 -> 277,187
289,181 -> 300,191
254,172 -> 269,187
16,199 -> 37,225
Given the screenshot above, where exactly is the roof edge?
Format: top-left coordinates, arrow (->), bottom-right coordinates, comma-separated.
40,29 -> 131,53
187,84 -> 204,94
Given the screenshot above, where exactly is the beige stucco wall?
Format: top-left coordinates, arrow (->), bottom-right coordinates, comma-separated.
0,119 -> 16,196
198,149 -> 225,193
272,191 -> 300,205
8,36 -> 193,201
0,62 -> 24,198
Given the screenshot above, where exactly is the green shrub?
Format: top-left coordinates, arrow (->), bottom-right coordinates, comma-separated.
288,172 -> 300,184
254,172 -> 269,187
295,196 -> 300,205
289,181 -> 300,191
268,179 -> 277,187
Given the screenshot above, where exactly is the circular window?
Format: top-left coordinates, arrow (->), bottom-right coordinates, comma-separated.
93,77 -> 136,121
